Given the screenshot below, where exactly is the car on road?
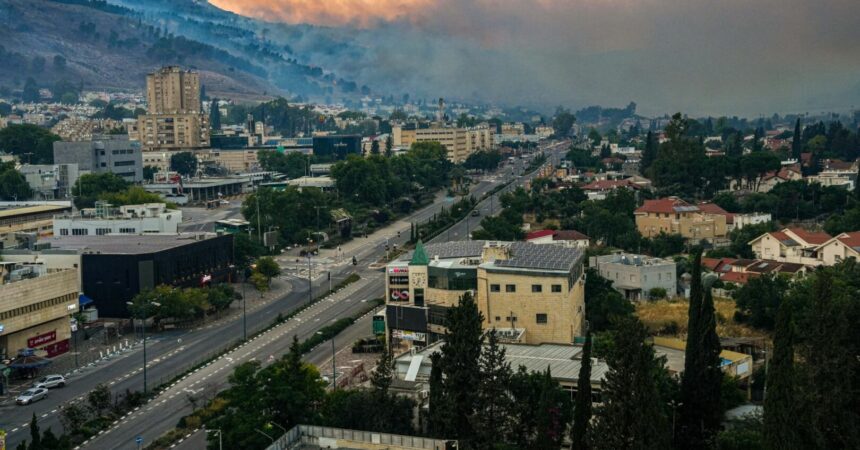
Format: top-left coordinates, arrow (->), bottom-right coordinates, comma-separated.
471,209 -> 481,217
16,387 -> 48,405
33,374 -> 66,389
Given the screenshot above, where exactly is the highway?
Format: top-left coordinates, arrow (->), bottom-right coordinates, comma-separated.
1,140 -> 567,449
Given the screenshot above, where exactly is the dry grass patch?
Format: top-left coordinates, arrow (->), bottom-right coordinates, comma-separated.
636,296 -> 763,338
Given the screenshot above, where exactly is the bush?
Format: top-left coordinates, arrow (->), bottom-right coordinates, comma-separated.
648,287 -> 668,300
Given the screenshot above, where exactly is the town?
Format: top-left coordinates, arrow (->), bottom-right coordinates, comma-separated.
0,1 -> 859,450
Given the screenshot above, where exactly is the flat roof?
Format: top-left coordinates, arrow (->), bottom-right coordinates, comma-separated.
0,205 -> 71,219
42,233 -> 226,255
399,240 -> 583,272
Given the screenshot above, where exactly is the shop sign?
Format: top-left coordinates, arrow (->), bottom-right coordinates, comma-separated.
390,289 -> 410,300
392,330 -> 426,341
44,340 -> 70,358
28,331 -> 56,348
387,267 -> 409,274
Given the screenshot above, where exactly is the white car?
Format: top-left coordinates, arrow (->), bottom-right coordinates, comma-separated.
33,374 -> 66,389
16,387 -> 49,405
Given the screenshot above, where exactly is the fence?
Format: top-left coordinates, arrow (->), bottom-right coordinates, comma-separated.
266,425 -> 457,450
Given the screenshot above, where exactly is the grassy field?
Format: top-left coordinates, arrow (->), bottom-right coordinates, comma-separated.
636,296 -> 764,338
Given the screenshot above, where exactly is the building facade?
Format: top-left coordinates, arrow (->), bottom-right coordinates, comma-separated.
392,124 -> 494,163
53,134 -> 144,182
385,241 -> 585,351
0,265 -> 78,360
53,202 -> 182,236
0,204 -> 73,249
815,232 -> 860,266
589,252 -> 677,300
635,197 -> 728,240
135,66 -> 209,152
748,227 -> 832,266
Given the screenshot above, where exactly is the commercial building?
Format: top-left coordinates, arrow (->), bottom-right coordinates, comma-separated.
4,234 -> 234,318
19,164 -> 80,199
53,134 -> 144,182
0,264 -> 79,360
391,124 -> 494,163
312,135 -> 362,160
589,252 -> 677,301
393,340 -> 608,398
53,202 -> 182,236
385,240 -> 585,351
0,204 -> 72,248
135,66 -> 209,152
653,337 -> 753,380
748,227 -> 832,267
525,229 -> 590,249
634,197 -> 728,241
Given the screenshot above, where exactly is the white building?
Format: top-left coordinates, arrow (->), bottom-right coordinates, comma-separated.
53,202 -> 182,236
731,213 -> 772,231
589,252 -> 677,301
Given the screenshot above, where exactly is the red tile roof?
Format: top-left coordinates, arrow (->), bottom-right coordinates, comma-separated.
553,230 -> 589,241
635,198 -> 695,214
581,179 -> 638,191
702,257 -> 737,272
525,230 -> 555,240
720,271 -> 758,285
787,227 -> 831,245
697,202 -> 734,224
837,231 -> 860,248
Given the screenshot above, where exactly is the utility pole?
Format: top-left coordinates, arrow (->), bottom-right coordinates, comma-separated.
242,268 -> 247,341
127,298 -> 160,395
255,187 -> 262,244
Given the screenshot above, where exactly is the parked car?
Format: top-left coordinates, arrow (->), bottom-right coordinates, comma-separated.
471,209 -> 481,217
16,388 -> 48,405
33,374 -> 66,389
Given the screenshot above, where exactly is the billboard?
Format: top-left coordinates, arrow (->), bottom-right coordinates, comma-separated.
263,231 -> 279,248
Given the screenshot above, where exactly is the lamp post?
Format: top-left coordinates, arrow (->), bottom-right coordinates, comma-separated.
127,299 -> 161,395
669,400 -> 682,438
255,429 -> 275,444
205,429 -> 223,450
307,237 -> 313,306
317,331 -> 336,389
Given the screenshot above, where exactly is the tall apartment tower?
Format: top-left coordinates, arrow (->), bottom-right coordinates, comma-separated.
146,66 -> 201,114
135,66 -> 209,153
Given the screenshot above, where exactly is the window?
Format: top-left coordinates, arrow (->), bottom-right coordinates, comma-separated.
495,316 -> 501,322
72,228 -> 88,236
119,228 -> 136,234
490,284 -> 500,292
59,228 -> 69,236
114,160 -> 135,167
95,228 -> 111,236
414,288 -> 425,307
505,284 -> 516,293
551,284 -> 562,293
536,314 -> 548,324
100,162 -> 107,167
531,284 -> 542,293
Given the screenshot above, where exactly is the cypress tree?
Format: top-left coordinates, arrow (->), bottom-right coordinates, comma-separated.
209,98 -> 221,131
427,352 -> 450,437
592,317 -> 672,450
437,292 -> 485,444
29,413 -> 41,450
571,331 -> 593,450
677,248 -> 707,449
534,367 -> 571,450
763,302 -> 800,450
473,329 -> 513,449
791,118 -> 802,160
370,344 -> 394,395
640,131 -> 657,176
699,282 -> 724,437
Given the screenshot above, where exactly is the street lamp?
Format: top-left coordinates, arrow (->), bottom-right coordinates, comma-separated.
254,429 -> 275,444
316,331 -> 336,389
306,237 -> 314,306
127,299 -> 161,395
205,428 -> 223,450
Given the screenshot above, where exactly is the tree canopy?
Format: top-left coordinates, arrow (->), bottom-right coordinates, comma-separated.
0,124 -> 60,164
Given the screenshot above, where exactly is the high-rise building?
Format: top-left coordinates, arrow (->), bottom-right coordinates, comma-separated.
135,66 -> 210,152
146,66 -> 201,114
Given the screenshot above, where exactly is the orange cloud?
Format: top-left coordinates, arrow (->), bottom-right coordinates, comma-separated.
209,0 -> 435,27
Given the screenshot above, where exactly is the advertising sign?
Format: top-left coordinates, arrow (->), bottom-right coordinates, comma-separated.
392,330 -> 426,342
387,267 -> 409,274
44,339 -> 70,358
389,289 -> 410,301
28,331 -> 56,348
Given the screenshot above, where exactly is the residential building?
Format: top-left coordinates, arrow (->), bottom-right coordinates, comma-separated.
202,148 -> 261,173
0,264 -> 79,360
748,227 -> 832,266
0,204 -> 72,248
754,164 -> 803,192
634,197 -> 728,240
589,252 -> 677,300
392,123 -> 494,163
535,125 -> 554,139
732,212 -> 773,231
814,231 -> 860,266
4,234 -> 234,318
53,134 -> 144,182
19,164 -> 81,199
525,229 -> 590,248
145,66 -> 200,115
53,202 -> 182,237
385,240 -> 585,351
135,66 -> 210,152
501,122 -> 525,135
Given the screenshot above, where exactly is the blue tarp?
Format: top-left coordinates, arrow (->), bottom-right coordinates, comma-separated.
79,294 -> 94,307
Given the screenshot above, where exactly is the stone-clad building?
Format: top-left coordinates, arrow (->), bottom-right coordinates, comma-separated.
385,240 -> 585,351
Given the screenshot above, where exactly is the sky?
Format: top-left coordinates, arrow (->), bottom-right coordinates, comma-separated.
209,0 -> 860,116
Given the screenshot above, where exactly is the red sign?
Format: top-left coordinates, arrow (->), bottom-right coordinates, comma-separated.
44,339 -> 70,358
28,331 -> 56,348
